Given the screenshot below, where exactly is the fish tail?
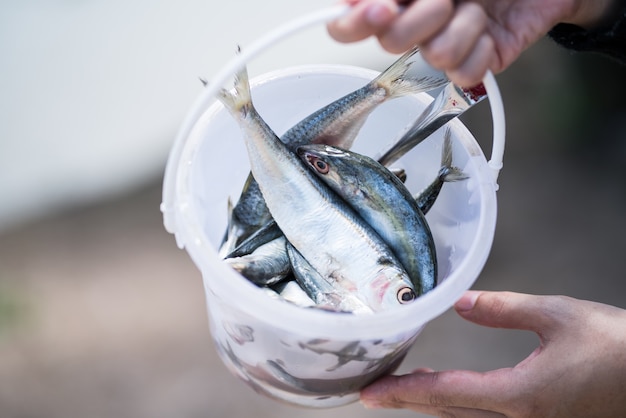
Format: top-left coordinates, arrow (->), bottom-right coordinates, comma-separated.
439,128 -> 469,182
373,45 -> 419,82
372,45 -> 447,98
370,45 -> 418,97
217,53 -> 252,115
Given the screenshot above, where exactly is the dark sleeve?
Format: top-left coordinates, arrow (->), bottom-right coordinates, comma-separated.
548,1 -> 626,64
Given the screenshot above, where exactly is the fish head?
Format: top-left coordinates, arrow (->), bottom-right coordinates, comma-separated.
363,269 -> 417,312
297,144 -> 359,191
297,144 -> 344,172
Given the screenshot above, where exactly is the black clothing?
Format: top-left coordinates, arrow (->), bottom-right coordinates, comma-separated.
548,1 -> 626,63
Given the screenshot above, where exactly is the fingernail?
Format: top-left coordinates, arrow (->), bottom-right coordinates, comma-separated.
410,367 -> 435,374
455,290 -> 480,312
365,2 -> 395,26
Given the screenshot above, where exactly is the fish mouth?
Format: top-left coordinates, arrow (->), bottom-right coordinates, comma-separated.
296,147 -> 324,171
295,146 -> 308,158
296,148 -> 314,164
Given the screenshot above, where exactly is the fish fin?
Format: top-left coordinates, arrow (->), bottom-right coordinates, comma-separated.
441,128 -> 454,168
218,197 -> 238,258
389,167 -> 407,183
286,243 -> 329,304
216,49 -> 252,115
217,87 -> 237,112
372,45 -> 419,87
227,196 -> 234,215
372,45 -> 447,98
392,75 -> 449,98
440,166 -> 469,182
233,64 -> 251,105
439,128 -> 469,182
226,196 -> 235,231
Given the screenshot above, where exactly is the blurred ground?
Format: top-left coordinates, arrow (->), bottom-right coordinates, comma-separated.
1,39 -> 625,418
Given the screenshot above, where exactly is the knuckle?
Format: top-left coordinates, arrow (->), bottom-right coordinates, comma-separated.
423,45 -> 459,68
459,1 -> 487,20
427,372 -> 453,408
447,69 -> 484,89
378,34 -> 415,55
489,292 -> 510,319
434,0 -> 456,20
421,34 -> 473,70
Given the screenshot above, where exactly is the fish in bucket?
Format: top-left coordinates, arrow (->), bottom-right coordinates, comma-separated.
161,5 -> 505,408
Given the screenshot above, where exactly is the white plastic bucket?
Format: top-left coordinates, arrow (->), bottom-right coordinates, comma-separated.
161,6 -> 505,409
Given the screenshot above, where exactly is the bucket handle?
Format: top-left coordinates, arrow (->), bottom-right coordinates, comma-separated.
161,4 -> 505,238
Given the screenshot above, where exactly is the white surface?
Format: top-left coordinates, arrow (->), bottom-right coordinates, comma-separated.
0,0 -> 397,231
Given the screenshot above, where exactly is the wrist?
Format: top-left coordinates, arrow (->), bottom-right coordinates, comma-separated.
565,0 -> 618,29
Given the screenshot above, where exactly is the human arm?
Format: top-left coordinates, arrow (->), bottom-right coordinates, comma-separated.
359,290 -> 626,417
327,0 -> 620,87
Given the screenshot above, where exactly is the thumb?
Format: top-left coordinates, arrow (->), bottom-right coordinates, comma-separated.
454,290 -> 559,335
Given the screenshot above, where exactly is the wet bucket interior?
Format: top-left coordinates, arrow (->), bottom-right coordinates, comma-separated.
161,5 -> 504,409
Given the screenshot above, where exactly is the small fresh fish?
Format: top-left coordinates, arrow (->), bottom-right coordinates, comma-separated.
280,46 -> 447,151
217,65 -> 417,312
286,243 -> 374,314
414,128 -> 468,215
224,236 -> 290,286
377,82 -> 487,167
298,143 -> 437,295
220,46 -> 448,254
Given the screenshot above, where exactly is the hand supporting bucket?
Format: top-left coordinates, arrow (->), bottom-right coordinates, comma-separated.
161,5 -> 505,408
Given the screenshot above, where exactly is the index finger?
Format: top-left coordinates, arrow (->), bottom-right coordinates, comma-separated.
327,0 -> 400,43
455,291 -> 572,339
378,0 -> 455,53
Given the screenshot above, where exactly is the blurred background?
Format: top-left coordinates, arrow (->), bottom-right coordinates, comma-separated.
1,1 -> 625,417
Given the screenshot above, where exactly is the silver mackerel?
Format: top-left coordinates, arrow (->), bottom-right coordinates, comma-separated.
218,66 -> 417,312
298,143 -> 438,295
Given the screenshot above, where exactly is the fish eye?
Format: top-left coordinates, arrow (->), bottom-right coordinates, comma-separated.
315,160 -> 329,173
397,287 -> 416,304
307,156 -> 329,174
